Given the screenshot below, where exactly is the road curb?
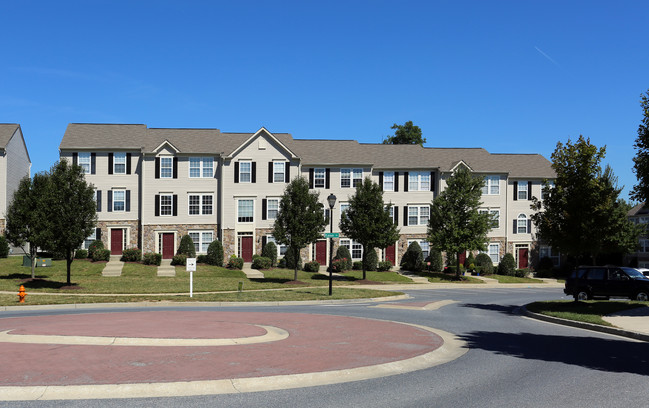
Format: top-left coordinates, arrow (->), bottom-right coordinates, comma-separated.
521,305 -> 649,342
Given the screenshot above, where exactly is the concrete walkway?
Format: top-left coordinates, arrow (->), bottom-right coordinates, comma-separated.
156,259 -> 176,277
101,255 -> 123,277
242,263 -> 264,279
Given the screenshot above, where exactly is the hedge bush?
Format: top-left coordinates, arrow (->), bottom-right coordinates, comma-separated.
252,256 -> 272,270
363,249 -> 378,271
425,249 -> 443,272
445,265 -> 466,275
514,268 -> 529,278
498,253 -> 516,276
92,248 -> 111,262
75,249 -> 88,259
284,246 -> 302,270
171,254 -> 187,266
262,241 -> 278,267
377,260 -> 393,271
303,260 -> 320,272
177,235 -> 196,258
120,248 -> 141,262
206,240 -> 224,266
401,241 -> 424,272
475,253 -> 494,275
352,261 -> 363,270
142,252 -> 162,266
335,246 -> 353,271
0,235 -> 9,258
278,257 -> 286,268
197,254 -> 208,264
88,240 -> 104,260
227,255 -> 244,270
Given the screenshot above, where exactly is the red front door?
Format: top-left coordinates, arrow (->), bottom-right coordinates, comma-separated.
110,229 -> 123,256
241,236 -> 253,262
315,240 -> 327,265
385,244 -> 396,265
162,233 -> 175,259
518,248 -> 529,269
458,251 -> 466,266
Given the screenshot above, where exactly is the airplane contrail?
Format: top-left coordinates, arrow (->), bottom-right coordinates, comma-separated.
535,46 -> 559,66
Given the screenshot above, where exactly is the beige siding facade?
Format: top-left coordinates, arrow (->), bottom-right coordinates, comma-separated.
0,125 -> 31,235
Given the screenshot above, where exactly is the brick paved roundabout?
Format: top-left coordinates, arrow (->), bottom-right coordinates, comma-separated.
0,310 -> 466,401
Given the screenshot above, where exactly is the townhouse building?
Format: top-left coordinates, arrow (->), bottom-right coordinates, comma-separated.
59,123 -> 555,269
626,203 -> 649,268
0,124 -> 31,236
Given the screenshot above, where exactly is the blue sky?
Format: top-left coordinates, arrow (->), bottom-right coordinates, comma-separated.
2,0 -> 648,199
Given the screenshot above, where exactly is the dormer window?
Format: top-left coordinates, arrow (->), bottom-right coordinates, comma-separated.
160,157 -> 173,178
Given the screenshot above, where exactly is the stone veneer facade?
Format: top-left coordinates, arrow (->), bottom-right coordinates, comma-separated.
96,220 -> 140,249
142,224 -> 219,254
0,219 -> 5,235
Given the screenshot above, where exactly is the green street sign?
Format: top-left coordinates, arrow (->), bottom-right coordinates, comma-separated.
324,233 -> 340,238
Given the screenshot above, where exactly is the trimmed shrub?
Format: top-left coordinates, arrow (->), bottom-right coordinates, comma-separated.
120,248 -> 141,262
330,258 -> 346,272
515,268 -> 529,278
262,241 -> 278,267
197,254 -> 208,264
363,249 -> 378,271
335,246 -> 353,271
284,246 -> 302,270
92,248 -> 111,262
400,241 -> 424,272
475,253 -> 494,275
252,256 -> 272,270
303,260 -> 320,272
352,261 -> 363,270
498,253 -> 516,276
142,252 -> 162,266
425,249 -> 443,272
206,240 -> 224,266
227,255 -> 244,270
171,254 -> 187,266
177,235 -> 196,258
278,257 -> 287,268
75,249 -> 88,259
445,265 -> 466,275
538,256 -> 554,272
377,260 -> 393,272
88,240 -> 104,260
0,235 -> 9,258
464,253 -> 476,270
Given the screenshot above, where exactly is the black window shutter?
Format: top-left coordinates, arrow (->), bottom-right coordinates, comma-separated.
125,190 -> 131,212
394,206 -> 399,225
430,172 -> 435,192
96,228 -> 102,241
395,172 -> 399,192
528,219 -> 532,233
96,190 -> 102,212
91,153 -> 96,174
126,153 -> 132,174
513,219 -> 517,234
285,162 -> 290,182
155,158 -> 160,179
108,153 -> 113,174
379,172 -> 383,189
72,152 -> 78,166
252,162 -> 257,183
404,172 -> 409,192
528,181 -> 533,200
155,195 -> 160,216
262,199 -> 267,220
309,168 -> 314,188
173,158 -> 178,179
513,181 -> 518,201
107,190 -> 113,212
268,162 -> 273,183
403,205 -> 408,226
262,236 -> 267,248
234,162 -> 240,183
326,168 -> 330,189
173,195 -> 178,216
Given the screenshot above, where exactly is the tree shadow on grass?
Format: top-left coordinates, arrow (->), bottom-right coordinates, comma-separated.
0,273 -> 48,280
19,279 -> 79,290
311,274 -> 352,281
459,330 -> 649,375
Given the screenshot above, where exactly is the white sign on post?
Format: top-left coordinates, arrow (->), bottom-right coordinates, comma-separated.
187,258 -> 197,297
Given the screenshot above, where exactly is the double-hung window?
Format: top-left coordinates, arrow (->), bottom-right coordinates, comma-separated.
83,229 -> 97,250
517,214 -> 528,234
539,246 -> 560,265
383,171 -> 394,191
189,157 -> 214,178
408,205 -> 429,226
113,153 -> 126,174
160,157 -> 173,178
408,239 -> 429,259
273,162 -> 285,183
481,176 -> 500,195
160,194 -> 173,216
239,161 -> 252,183
341,168 -> 362,188
78,153 -> 91,174
408,172 -> 430,191
238,199 -> 254,223
188,194 -> 213,215
340,239 -> 363,259
518,181 -> 529,200
112,190 -> 125,212
479,208 -> 500,228
488,243 -> 500,263
189,231 -> 214,253
314,168 -> 326,188
340,203 -> 350,216
267,198 -> 279,220
267,236 -> 288,257
641,239 -> 649,253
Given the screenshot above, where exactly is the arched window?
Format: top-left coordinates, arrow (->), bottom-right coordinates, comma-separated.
517,214 -> 528,234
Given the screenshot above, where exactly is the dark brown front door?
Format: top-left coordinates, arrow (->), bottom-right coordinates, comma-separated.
458,251 -> 466,266
315,240 -> 327,265
518,248 -> 529,269
385,244 -> 396,265
162,233 -> 175,259
110,229 -> 123,256
241,236 -> 253,262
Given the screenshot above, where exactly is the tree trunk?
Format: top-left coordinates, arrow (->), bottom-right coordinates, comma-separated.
456,252 -> 461,280
30,247 -> 37,279
66,250 -> 72,286
293,246 -> 299,281
362,245 -> 367,280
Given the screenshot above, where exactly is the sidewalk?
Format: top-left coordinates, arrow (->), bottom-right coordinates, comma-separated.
101,255 -> 123,277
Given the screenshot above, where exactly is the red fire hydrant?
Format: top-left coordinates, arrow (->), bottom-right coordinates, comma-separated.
18,285 -> 26,303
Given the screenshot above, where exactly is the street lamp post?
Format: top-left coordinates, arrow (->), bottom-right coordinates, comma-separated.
327,193 -> 337,296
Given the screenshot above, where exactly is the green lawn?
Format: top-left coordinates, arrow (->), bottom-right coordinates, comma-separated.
487,274 -> 545,284
526,300 -> 648,326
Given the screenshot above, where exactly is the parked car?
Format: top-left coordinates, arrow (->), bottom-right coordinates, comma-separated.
564,266 -> 649,301
636,268 -> 649,278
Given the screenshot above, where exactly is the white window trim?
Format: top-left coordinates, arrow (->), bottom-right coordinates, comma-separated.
518,180 -> 528,200
341,168 -> 362,188
114,152 -> 126,174
486,243 -> 500,264
188,230 -> 214,254
112,189 -> 126,212
267,235 -> 288,257
273,161 -> 285,183
188,193 -> 214,216
79,152 -> 91,174
160,194 -> 173,216
407,239 -> 430,259
340,238 -> 363,260
517,213 -> 528,234
267,198 -> 280,220
239,160 -> 252,183
383,171 -> 395,192
160,157 -> 173,179
314,168 -> 326,188
480,208 -> 500,229
237,199 -> 254,223
408,171 -> 430,191
482,175 -> 500,195
408,205 -> 430,226
189,157 -> 214,178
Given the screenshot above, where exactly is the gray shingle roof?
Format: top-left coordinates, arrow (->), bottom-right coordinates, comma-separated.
0,123 -> 19,148
59,123 -> 554,178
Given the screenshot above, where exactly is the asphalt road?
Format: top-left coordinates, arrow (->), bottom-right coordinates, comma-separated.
4,287 -> 649,408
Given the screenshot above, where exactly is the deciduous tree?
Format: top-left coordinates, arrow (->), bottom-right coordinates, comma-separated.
632,89 -> 649,203
382,121 -> 426,145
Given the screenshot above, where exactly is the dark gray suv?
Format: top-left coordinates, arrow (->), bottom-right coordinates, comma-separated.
563,266 -> 649,301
